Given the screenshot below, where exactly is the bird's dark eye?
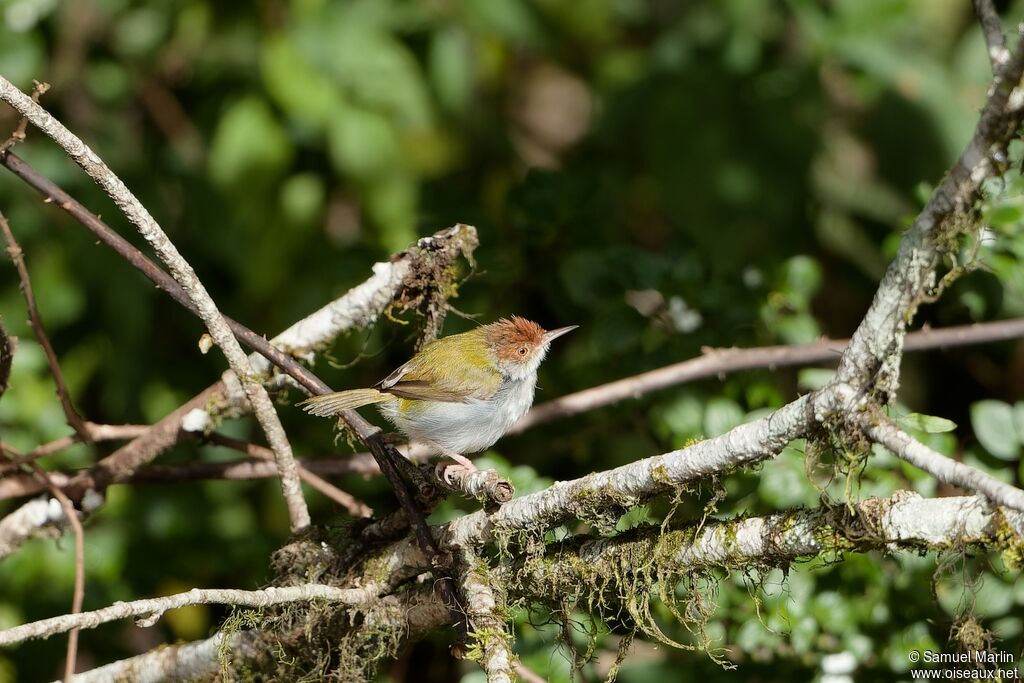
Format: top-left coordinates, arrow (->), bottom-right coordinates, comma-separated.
518,346 -> 528,356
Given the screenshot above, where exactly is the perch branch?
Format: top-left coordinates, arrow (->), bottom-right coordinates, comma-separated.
0,423 -> 149,471
429,463 -> 515,506
368,396 -> 815,579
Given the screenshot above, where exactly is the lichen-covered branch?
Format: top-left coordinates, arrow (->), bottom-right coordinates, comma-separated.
458,549 -> 514,683
449,395 -> 814,547
856,403 -> 1024,512
68,631 -> 256,683
67,493 -> 1017,681
0,496 -> 69,559
834,26 -> 1024,399
353,397 -> 813,585
0,584 -> 375,646
504,493 -> 1020,629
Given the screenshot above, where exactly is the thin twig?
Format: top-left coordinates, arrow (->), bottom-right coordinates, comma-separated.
0,152 -> 329,399
0,210 -> 91,444
0,427 -> 373,516
1,447 -> 85,681
0,76 -> 311,532
513,662 -> 548,683
974,0 -> 1010,73
0,80 -> 47,153
0,423 -> 150,471
0,320 -> 11,399
828,384 -> 1024,512
0,584 -> 372,646
511,318 -> 1024,433
0,455 -> 381,501
203,433 -> 372,517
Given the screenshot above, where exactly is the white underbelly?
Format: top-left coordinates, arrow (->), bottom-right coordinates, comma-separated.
379,377 -> 535,454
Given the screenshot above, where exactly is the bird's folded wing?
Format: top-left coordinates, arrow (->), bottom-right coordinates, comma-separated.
383,380 -> 478,402
377,342 -> 502,402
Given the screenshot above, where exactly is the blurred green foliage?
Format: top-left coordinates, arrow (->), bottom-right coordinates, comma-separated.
1,0 -> 1023,681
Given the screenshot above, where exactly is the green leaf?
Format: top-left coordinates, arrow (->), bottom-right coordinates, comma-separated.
782,255 -> 823,303
897,412 -> 957,434
970,400 -> 1021,461
798,368 -> 835,391
324,28 -> 432,127
759,446 -> 817,507
776,313 -> 820,345
463,0 -> 542,43
0,28 -> 45,86
279,173 -> 326,226
364,173 -> 418,252
208,97 -> 293,188
1014,402 -> 1024,444
326,104 -> 403,180
985,202 -> 1024,228
112,7 -> 170,57
261,36 -> 342,130
654,394 -> 704,440
429,28 -> 473,114
703,397 -> 744,437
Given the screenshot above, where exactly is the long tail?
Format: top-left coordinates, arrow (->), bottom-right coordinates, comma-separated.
298,389 -> 391,417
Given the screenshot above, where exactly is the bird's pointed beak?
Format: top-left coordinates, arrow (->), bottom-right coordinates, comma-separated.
543,325 -> 578,343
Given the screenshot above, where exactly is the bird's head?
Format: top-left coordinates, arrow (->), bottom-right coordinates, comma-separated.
484,316 -> 577,380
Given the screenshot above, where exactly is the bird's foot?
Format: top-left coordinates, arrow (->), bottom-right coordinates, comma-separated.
436,453 -> 477,486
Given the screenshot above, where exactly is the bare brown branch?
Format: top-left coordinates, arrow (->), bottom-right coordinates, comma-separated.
203,433 -> 372,517
0,210 -> 91,443
513,318 -> 1024,433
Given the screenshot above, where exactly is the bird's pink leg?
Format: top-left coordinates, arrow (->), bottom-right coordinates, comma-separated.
424,440 -> 477,484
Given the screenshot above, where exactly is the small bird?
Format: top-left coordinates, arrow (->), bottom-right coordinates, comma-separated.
299,317 -> 576,471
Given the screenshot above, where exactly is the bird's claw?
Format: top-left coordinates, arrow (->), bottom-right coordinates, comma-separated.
436,459 -> 477,486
